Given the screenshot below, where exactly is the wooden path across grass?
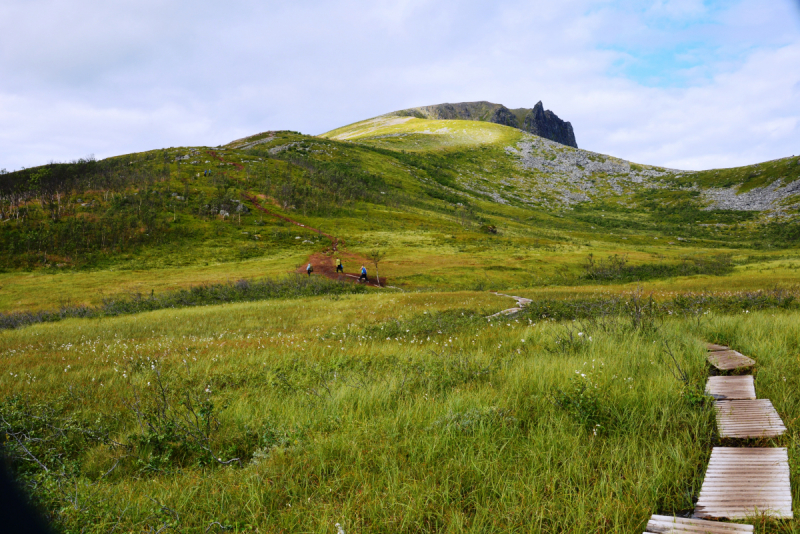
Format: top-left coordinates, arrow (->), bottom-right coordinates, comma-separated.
714,400 -> 786,439
486,293 -> 532,318
696,343 -> 791,519
644,514 -> 753,533
706,350 -> 756,372
695,448 -> 792,519
705,376 -> 755,401
644,341 -> 792,531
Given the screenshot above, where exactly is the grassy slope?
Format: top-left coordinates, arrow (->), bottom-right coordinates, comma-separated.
2,121 -> 800,312
3,291 -> 800,532
2,117 -> 800,532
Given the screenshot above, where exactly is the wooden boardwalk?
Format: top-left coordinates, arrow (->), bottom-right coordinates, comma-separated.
715,400 -> 786,439
646,342 -> 792,526
707,350 -> 756,372
644,514 -> 753,533
695,448 -> 792,519
705,376 -> 756,400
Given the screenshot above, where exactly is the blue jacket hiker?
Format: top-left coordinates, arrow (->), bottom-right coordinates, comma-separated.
306,263 -> 313,276
359,265 -> 367,282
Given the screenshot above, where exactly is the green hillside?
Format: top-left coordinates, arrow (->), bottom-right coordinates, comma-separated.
4,114 -> 800,533
1,120 -> 800,312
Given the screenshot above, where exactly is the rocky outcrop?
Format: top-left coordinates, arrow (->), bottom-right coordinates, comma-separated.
522,102 -> 577,148
395,101 -> 578,148
701,179 -> 800,213
490,106 -> 519,128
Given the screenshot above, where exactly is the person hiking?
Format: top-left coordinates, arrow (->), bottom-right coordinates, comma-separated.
359,265 -> 368,283
306,263 -> 313,276
335,258 -> 343,273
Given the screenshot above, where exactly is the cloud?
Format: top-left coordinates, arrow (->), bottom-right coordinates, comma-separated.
0,0 -> 798,171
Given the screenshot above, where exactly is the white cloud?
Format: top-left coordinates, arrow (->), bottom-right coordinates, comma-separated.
0,0 -> 798,171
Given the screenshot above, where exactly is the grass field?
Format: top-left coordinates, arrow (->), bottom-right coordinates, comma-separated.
2,116 -> 800,532
2,290 -> 800,532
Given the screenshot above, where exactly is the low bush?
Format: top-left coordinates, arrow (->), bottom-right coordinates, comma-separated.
582,253 -> 734,282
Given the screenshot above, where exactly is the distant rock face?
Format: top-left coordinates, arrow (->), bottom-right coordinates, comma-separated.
522,102 -> 577,148
396,100 -> 578,148
490,106 -> 519,128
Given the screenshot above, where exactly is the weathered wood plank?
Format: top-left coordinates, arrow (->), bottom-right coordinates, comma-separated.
705,376 -> 756,400
706,343 -> 731,352
694,447 -> 792,519
707,350 -> 755,371
645,514 -> 753,533
714,400 -> 786,438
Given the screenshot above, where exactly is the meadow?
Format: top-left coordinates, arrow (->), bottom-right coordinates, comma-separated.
2,121 -> 800,532
2,289 -> 800,532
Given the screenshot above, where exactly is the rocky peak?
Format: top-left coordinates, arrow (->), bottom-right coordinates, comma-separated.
395,100 -> 577,148
522,101 -> 577,148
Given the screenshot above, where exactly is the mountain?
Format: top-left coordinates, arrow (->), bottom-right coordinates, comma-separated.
321,113 -> 800,214
386,101 -> 578,148
1,109 -> 799,293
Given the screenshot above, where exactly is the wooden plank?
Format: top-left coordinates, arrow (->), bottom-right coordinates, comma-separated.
694,447 -> 792,519
714,400 -> 786,438
707,350 -> 755,371
707,448 -> 786,454
645,514 -> 753,533
705,376 -> 756,400
706,343 -> 731,351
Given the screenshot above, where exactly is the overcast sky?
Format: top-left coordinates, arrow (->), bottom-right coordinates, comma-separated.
1,0 -> 799,171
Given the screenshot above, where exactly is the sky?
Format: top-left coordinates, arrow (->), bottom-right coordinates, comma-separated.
0,0 -> 798,172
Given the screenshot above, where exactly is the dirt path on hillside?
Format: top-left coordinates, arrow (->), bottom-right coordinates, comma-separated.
207,150 -> 244,170
243,194 -> 386,288
242,194 -> 341,250
294,252 -> 386,288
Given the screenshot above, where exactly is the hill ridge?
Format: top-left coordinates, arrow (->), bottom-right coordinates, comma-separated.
393,100 -> 578,148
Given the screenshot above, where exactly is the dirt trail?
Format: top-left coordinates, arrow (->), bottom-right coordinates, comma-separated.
207,150 -> 244,170
243,195 -> 386,287
243,194 -> 341,250
294,252 -> 386,288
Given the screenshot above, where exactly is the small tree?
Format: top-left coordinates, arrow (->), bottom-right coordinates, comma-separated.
367,249 -> 387,287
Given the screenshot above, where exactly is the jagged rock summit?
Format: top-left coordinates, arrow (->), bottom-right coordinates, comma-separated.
395,100 -> 578,148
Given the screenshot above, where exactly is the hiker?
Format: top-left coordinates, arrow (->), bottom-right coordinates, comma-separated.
306,263 -> 313,276
359,265 -> 368,283
335,258 -> 343,273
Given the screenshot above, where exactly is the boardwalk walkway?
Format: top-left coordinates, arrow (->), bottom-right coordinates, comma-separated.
705,376 -> 755,400
694,448 -> 792,519
647,341 -> 792,530
693,343 -> 792,520
644,514 -> 753,533
486,293 -> 532,318
707,350 -> 756,372
714,400 -> 786,439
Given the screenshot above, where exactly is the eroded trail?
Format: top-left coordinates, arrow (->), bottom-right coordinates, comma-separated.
243,193 -> 340,247
243,194 -> 387,288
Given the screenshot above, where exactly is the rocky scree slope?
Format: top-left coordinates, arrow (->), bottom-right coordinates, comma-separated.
461,135 -> 800,216
395,101 -> 578,148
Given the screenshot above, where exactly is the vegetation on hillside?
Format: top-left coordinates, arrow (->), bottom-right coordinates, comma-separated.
2,116 -> 800,532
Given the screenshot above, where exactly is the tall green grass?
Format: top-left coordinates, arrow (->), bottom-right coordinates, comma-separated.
3,291 -> 764,533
